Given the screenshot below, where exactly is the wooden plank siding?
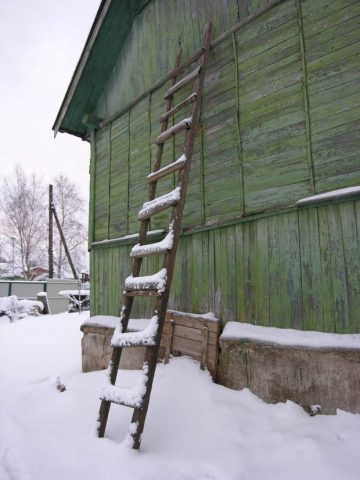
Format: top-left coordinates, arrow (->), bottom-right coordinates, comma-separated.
91,199 -> 360,333
89,0 -> 360,332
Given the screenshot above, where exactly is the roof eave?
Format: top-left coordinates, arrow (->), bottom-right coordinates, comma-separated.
52,0 -> 112,137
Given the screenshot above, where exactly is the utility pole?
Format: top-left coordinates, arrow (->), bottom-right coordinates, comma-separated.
48,184 -> 54,278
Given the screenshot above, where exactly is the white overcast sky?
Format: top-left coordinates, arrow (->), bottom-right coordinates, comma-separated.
0,0 -> 101,205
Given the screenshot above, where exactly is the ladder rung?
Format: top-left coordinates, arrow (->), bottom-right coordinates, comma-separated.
168,47 -> 204,78
147,155 -> 187,184
138,186 -> 181,220
156,117 -> 192,145
130,226 -> 174,258
100,365 -> 149,408
160,93 -> 197,122
111,315 -> 158,347
164,66 -> 201,99
124,268 -> 167,293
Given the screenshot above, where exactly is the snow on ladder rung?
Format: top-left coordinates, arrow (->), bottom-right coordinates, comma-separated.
156,117 -> 192,145
111,315 -> 159,348
148,154 -> 187,183
99,363 -> 148,408
130,223 -> 174,258
124,268 -> 167,294
138,186 -> 181,220
164,66 -> 201,99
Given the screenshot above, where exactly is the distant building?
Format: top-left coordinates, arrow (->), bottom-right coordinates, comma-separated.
25,267 -> 49,281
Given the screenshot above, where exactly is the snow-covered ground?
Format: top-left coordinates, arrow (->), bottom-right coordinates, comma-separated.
0,312 -> 359,480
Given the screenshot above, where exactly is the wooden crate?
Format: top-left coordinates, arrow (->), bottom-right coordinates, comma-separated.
160,310 -> 220,378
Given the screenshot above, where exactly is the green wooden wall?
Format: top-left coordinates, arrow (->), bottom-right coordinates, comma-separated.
91,199 -> 360,333
89,0 -> 360,332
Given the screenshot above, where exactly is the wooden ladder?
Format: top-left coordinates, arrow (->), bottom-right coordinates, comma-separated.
97,22 -> 212,450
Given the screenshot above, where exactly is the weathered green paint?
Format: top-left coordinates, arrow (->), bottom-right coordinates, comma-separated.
91,199 -> 360,333
86,0 -> 360,333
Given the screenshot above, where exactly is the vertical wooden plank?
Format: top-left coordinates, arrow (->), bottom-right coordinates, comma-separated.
88,129 -> 96,249
232,32 -> 245,215
191,231 -> 209,313
107,128 -> 112,238
256,218 -> 269,326
287,211 -> 302,329
170,237 -> 182,310
109,112 -> 130,238
318,206 -> 335,332
191,234 -> 200,311
235,222 -> 245,322
180,236 -> 193,312
326,203 -> 350,333
298,207 -> 322,331
267,215 -> 281,327
94,126 -> 111,241
220,228 -> 229,322
242,222 -> 253,323
128,98 -> 151,233
126,110 -> 131,234
249,220 -> 258,324
90,249 -> 95,315
214,228 -> 222,320
226,225 -> 237,322
295,0 -> 315,193
207,229 -> 216,316
278,213 -> 291,328
200,231 -> 210,312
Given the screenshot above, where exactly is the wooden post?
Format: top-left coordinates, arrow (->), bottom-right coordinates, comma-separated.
48,185 -> 54,278
51,203 -> 78,280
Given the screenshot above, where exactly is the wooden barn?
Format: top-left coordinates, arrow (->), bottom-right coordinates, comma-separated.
54,0 -> 360,335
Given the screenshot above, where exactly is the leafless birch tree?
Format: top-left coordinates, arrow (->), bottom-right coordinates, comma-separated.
0,166 -> 46,278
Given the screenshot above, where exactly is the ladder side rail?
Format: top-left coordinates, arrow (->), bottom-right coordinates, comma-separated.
97,49 -> 184,438
129,22 -> 213,449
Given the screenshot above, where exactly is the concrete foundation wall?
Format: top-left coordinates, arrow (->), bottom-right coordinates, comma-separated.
218,337 -> 360,415
80,324 -> 147,371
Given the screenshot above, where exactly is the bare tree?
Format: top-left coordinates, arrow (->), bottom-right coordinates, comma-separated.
0,166 -> 46,278
52,174 -> 87,278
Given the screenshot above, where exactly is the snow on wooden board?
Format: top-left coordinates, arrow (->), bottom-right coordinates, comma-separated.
138,187 -> 180,219
168,309 -> 219,322
111,315 -> 158,347
296,185 -> 360,205
221,322 -> 360,350
1,312 -> 360,480
125,268 -> 167,293
130,223 -> 174,257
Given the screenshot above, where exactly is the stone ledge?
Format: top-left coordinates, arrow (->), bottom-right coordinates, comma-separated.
218,322 -> 360,415
80,317 -> 150,372
80,311 -> 220,375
